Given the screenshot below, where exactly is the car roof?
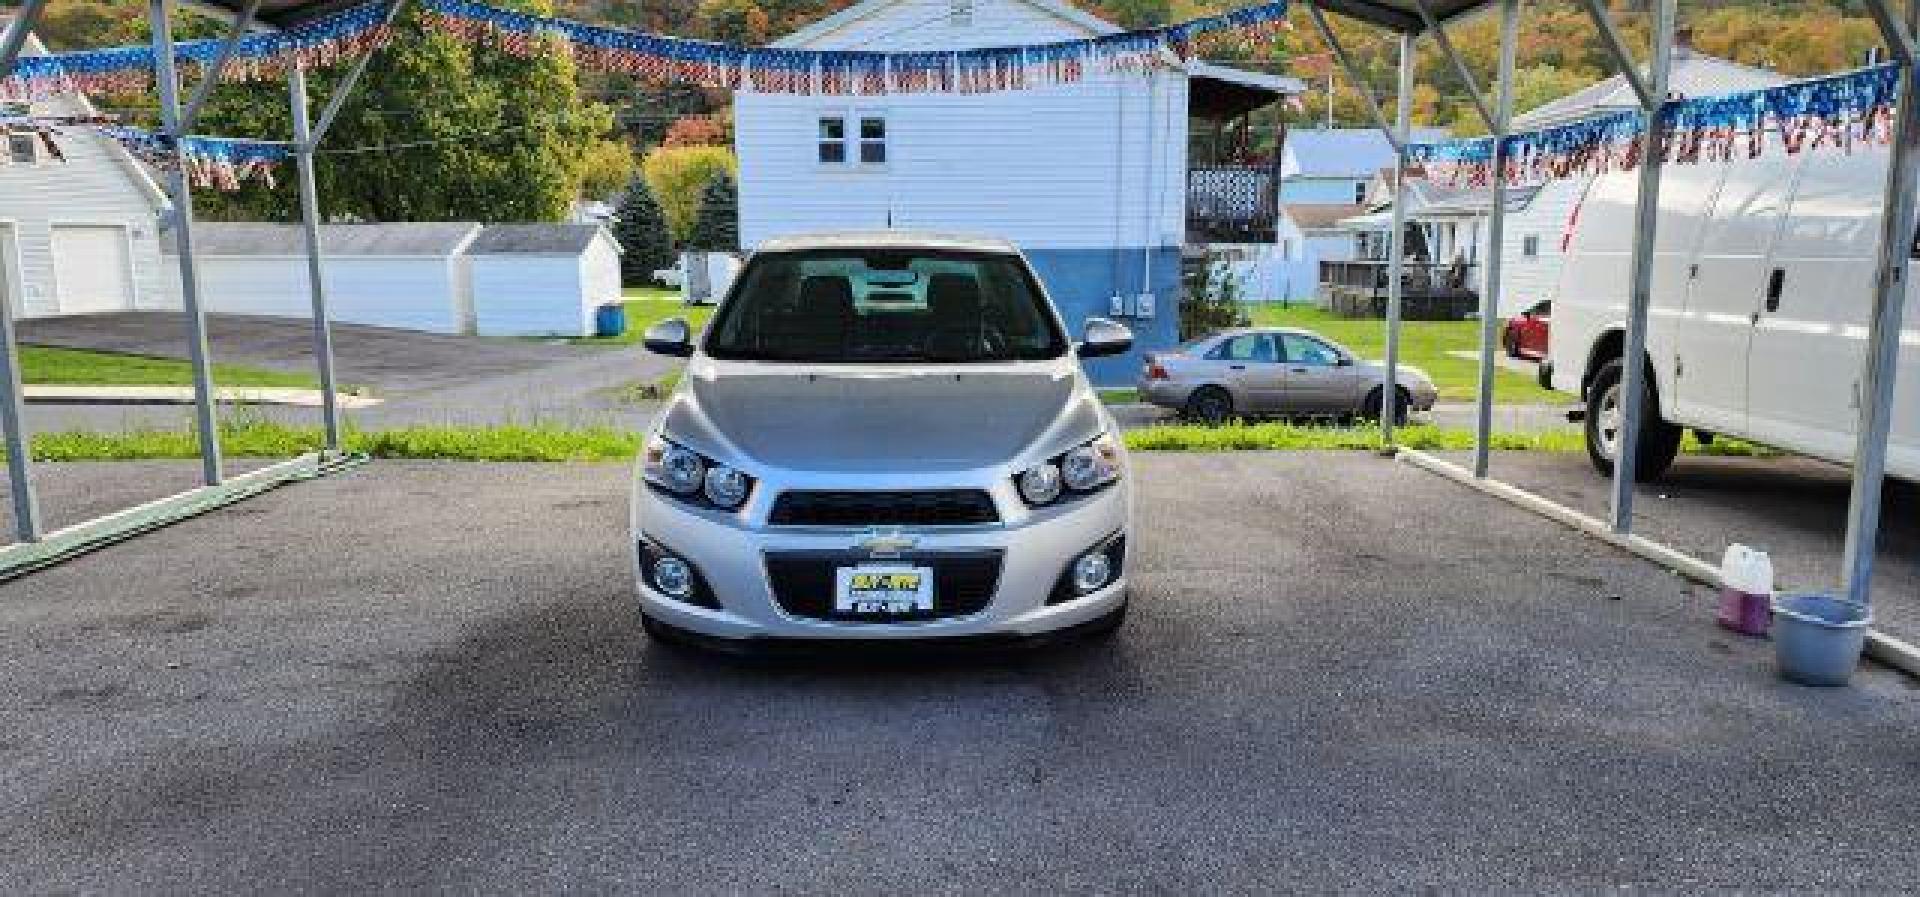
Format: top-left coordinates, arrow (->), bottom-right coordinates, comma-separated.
754,231 -> 1022,255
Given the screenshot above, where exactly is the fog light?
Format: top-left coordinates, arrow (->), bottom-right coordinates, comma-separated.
1072,551 -> 1113,594
653,556 -> 693,599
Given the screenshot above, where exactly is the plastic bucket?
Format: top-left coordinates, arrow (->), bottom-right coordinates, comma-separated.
1771,593 -> 1871,687
594,303 -> 627,338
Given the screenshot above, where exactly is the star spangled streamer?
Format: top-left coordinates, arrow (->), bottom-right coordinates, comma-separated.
1408,63 -> 1904,186
99,125 -> 292,191
1,2 -> 395,101
416,0 -> 1292,95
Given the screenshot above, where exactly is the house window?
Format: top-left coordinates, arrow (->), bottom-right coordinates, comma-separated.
1522,234 -> 1540,257
818,117 -> 847,164
858,115 -> 887,165
950,0 -> 973,26
1353,181 -> 1367,203
7,135 -> 36,166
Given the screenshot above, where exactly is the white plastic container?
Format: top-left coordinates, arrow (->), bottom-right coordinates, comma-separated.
1717,545 -> 1774,637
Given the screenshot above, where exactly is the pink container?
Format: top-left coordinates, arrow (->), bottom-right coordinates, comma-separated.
1717,587 -> 1772,637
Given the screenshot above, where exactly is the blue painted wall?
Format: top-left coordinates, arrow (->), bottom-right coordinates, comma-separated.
1024,246 -> 1182,387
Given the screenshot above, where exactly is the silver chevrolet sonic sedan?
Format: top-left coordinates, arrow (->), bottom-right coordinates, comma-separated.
631,232 -> 1134,651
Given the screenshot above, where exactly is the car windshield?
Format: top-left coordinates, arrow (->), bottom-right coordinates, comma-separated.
704,249 -> 1068,363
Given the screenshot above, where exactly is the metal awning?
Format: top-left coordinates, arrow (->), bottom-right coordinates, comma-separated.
181,0 -> 368,31
1312,0 -> 1495,33
1188,62 -> 1306,120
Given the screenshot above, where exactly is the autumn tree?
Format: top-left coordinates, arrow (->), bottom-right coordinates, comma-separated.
642,145 -> 738,242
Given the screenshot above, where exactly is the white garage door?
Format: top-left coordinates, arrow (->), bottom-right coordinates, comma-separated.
51,225 -> 134,314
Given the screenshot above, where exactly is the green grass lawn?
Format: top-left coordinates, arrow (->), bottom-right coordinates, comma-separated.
1240,305 -> 1569,405
19,420 -> 1768,462
20,346 -> 320,389
567,288 -> 716,346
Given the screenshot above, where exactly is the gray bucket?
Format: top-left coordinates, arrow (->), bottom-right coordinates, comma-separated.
1771,593 -> 1871,687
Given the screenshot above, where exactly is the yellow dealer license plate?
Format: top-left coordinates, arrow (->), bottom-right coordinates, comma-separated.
835,565 -> 934,615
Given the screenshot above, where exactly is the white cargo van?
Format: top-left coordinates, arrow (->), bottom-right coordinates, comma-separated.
1547,137 -> 1920,482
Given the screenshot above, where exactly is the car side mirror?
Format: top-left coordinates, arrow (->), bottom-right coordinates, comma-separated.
1078,317 -> 1133,359
643,318 -> 694,357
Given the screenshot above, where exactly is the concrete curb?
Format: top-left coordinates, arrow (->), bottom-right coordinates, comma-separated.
1396,446 -> 1920,681
25,385 -> 382,409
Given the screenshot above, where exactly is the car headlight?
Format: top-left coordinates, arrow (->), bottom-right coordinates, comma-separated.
645,434 -> 754,510
1017,433 -> 1123,507
1018,462 -> 1063,505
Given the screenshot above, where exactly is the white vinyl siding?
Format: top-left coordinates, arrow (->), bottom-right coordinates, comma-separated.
173,255 -> 472,334
740,70 -> 1186,250
1498,176 -> 1589,316
739,0 -> 1187,253
470,233 -> 623,336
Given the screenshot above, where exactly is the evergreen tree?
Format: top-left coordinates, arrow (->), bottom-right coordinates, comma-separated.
614,178 -> 676,286
686,174 -> 739,252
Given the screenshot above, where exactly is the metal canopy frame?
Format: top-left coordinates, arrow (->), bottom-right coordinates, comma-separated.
0,0 -> 393,575
1303,0 -> 1917,655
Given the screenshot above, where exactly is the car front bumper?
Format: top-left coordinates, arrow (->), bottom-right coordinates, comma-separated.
632,479 -> 1131,643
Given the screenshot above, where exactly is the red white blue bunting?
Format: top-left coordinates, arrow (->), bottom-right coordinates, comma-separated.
1,2 -> 395,101
418,0 -> 1291,95
1409,63 -> 1904,186
99,125 -> 291,191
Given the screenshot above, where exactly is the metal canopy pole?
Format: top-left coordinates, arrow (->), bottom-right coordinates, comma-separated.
1382,31 -> 1414,445
152,0 -> 225,486
1474,0 -> 1520,477
1581,0 -> 1676,533
179,0 -> 262,133
0,0 -> 52,543
0,0 -> 51,73
288,66 -> 343,450
1843,0 -> 1920,606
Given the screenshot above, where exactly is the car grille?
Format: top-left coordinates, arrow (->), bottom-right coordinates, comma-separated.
764,550 -> 1003,623
768,490 -> 999,527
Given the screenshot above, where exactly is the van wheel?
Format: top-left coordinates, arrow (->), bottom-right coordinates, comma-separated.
1584,359 -> 1681,481
1185,387 -> 1234,426
1361,387 -> 1411,426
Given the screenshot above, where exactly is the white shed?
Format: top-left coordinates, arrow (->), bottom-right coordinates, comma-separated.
468,223 -> 623,336
0,19 -> 180,318
163,222 -> 483,333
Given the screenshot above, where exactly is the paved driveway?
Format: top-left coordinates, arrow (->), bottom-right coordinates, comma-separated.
18,312 -> 674,431
2,455 -> 1917,892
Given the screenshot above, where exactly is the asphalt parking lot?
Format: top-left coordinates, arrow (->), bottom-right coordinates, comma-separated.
1458,451 -> 1920,644
3,455 -> 1918,892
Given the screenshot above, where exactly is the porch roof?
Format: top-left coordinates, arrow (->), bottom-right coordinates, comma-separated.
1188,62 -> 1306,120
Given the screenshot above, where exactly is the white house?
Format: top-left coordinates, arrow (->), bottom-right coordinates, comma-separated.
469,223 -> 623,336
733,0 -> 1301,382
0,19 -> 179,319
1270,127 -> 1447,303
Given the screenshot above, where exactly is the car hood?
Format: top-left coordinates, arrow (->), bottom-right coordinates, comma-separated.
662,359 -> 1102,474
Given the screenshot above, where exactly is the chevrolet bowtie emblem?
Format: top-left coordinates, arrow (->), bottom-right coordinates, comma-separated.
856,527 -> 919,557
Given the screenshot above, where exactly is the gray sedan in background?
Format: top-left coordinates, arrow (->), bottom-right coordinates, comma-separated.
1138,327 -> 1439,425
